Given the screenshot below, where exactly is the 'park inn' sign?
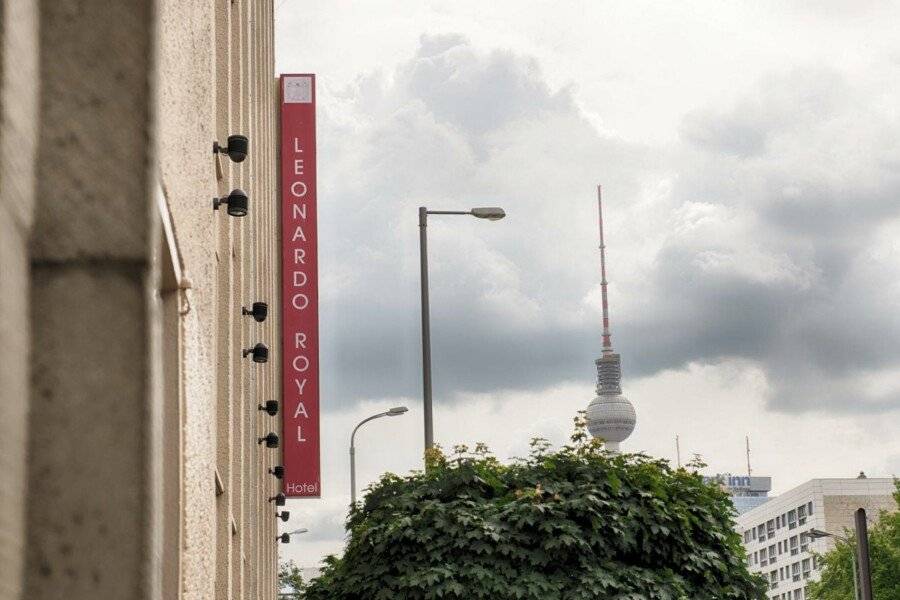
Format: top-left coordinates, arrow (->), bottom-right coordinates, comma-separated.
281,74 -> 320,498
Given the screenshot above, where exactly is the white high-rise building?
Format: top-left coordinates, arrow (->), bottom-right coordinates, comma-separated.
735,477 -> 895,600
586,185 -> 636,451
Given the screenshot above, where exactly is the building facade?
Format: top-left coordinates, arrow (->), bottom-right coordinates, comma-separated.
735,478 -> 895,600
0,2 -> 281,599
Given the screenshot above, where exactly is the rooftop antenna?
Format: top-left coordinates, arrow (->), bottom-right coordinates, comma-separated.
676,435 -> 682,469
598,185 -> 613,355
746,435 -> 752,477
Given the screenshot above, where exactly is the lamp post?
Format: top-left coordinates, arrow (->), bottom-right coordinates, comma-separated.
350,406 -> 409,505
418,206 -> 505,455
805,528 -> 859,600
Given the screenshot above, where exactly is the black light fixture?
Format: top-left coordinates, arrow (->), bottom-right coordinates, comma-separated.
242,343 -> 268,363
258,432 -> 279,448
269,466 -> 285,479
242,302 -> 268,322
213,134 -> 249,163
268,493 -> 286,506
277,510 -> 290,522
258,400 -> 279,416
278,528 -> 308,543
213,189 -> 249,217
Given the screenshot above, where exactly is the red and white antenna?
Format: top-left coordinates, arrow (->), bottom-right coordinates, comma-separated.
598,185 -> 613,355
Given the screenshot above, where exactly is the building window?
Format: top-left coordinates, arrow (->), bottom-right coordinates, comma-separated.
788,509 -> 797,529
769,545 -> 777,563
790,536 -> 799,555
792,562 -> 801,582
807,501 -> 813,516
745,530 -> 752,543
802,558 -> 811,579
797,504 -> 807,526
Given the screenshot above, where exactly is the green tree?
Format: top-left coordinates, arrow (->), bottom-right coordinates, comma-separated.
304,416 -> 766,600
278,559 -> 305,598
808,480 -> 900,600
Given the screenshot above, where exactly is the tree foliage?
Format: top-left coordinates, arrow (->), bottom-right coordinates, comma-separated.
278,559 -> 305,598
304,417 -> 766,600
808,480 -> 900,600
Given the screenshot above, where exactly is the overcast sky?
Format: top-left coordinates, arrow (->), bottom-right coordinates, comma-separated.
274,1 -> 900,569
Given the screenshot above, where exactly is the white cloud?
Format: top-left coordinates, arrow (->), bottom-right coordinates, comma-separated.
281,360 -> 900,569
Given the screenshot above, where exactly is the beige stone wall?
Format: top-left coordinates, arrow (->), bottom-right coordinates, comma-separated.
25,0 -> 159,598
0,2 -> 38,600
157,1 -> 279,598
0,1 -> 278,599
823,494 -> 896,538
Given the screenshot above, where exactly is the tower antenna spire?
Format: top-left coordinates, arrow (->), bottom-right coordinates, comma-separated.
598,185 -> 613,355
586,185 -> 636,453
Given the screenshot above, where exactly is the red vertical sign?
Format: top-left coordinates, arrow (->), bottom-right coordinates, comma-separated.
281,74 -> 320,497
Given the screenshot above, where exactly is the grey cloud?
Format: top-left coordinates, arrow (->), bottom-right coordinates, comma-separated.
316,36 -> 900,417
636,66 -> 900,413
680,68 -> 849,158
399,34 -> 573,136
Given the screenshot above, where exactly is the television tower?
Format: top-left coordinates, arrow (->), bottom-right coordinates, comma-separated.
586,185 -> 636,451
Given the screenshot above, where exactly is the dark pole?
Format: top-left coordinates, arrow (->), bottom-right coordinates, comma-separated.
418,207 -> 433,454
855,508 -> 873,600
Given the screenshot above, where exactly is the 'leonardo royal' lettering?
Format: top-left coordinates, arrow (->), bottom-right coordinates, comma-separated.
281,74 -> 320,498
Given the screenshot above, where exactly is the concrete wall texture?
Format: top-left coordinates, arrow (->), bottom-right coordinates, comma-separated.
0,2 -> 280,599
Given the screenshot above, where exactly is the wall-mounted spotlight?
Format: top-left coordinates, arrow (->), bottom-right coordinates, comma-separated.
213,189 -> 248,217
258,432 -> 279,448
268,493 -> 286,506
269,466 -> 285,479
277,510 -> 290,522
242,302 -> 268,322
258,400 -> 279,416
213,134 -> 249,163
242,343 -> 268,363
278,528 -> 308,543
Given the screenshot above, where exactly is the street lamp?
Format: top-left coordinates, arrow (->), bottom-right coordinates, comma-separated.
418,206 -> 506,454
278,528 -> 309,543
805,528 -> 859,600
350,406 -> 409,505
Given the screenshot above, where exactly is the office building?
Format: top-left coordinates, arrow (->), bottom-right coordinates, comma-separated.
735,477 -> 895,600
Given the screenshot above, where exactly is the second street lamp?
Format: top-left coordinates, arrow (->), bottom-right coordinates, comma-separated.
350,406 -> 408,505
418,206 -> 505,456
805,528 -> 860,600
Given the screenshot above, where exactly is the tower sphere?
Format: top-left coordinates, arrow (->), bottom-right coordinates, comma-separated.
586,393 -> 636,449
